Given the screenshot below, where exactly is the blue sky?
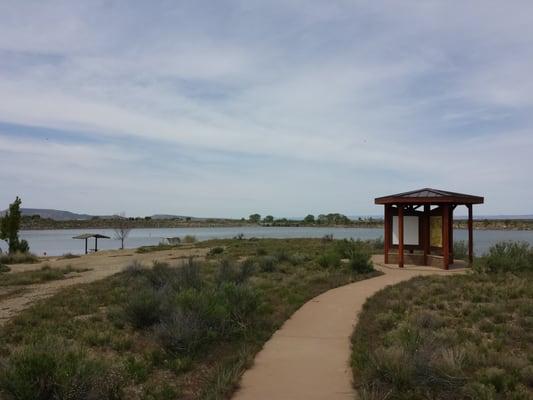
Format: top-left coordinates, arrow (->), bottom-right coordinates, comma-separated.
1,1 -> 532,217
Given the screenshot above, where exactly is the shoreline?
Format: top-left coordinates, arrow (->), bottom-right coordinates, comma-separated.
19,221 -> 533,232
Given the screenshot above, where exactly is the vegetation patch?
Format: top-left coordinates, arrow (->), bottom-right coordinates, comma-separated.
0,252 -> 38,265
352,242 -> 533,400
0,238 -> 380,400
0,265 -> 91,286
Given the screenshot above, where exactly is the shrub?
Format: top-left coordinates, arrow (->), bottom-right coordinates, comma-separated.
182,235 -> 197,244
208,246 -> 224,256
273,249 -> 290,263
453,240 -> 468,261
0,337 -> 123,400
258,256 -> 277,272
316,252 -> 341,269
349,251 -> 374,274
62,253 -> 81,259
124,287 -> 163,328
175,257 -> 202,290
216,259 -> 254,285
256,247 -> 267,256
0,251 -> 38,265
0,264 -> 10,273
477,241 -> 533,273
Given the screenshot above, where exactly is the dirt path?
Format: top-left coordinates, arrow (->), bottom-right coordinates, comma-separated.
232,255 -> 466,400
0,246 -> 208,326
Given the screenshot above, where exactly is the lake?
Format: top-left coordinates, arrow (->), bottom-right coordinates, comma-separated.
4,227 -> 532,256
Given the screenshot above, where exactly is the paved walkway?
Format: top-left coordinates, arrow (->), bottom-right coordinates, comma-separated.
232,256 -> 466,400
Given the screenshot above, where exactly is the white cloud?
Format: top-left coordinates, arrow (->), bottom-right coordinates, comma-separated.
0,1 -> 532,215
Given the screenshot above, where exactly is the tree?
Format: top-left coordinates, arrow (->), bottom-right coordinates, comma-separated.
0,197 -> 30,253
303,214 -> 315,224
249,213 -> 261,223
113,213 -> 132,250
263,215 -> 274,223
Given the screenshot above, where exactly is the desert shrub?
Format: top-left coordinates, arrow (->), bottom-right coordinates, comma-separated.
0,264 -> 10,273
0,337 -> 123,400
453,240 -> 468,261
61,253 -> 81,259
316,251 -> 341,269
342,240 -> 373,273
258,256 -> 277,272
175,257 -> 202,290
233,233 -> 245,240
156,283 -> 261,356
289,253 -> 309,265
124,287 -> 163,328
216,259 -> 254,286
122,260 -> 146,276
208,246 -> 224,256
182,235 -> 197,244
349,251 -> 374,274
0,251 -> 38,265
256,247 -> 267,256
482,241 -> 533,273
272,249 -> 290,263
352,274 -> 533,399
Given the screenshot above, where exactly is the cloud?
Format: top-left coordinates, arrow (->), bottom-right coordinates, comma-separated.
0,1 -> 532,215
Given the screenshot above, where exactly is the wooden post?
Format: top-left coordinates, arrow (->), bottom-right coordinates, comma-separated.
384,205 -> 391,263
423,204 -> 430,265
95,237 -> 98,252
468,204 -> 473,265
398,205 -> 404,268
85,238 -> 88,255
449,205 -> 454,264
442,205 -> 450,269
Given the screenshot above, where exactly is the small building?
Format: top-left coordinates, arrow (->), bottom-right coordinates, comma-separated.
375,188 -> 484,269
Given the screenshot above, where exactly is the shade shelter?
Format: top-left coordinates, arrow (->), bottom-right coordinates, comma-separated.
73,233 -> 111,254
375,188 -> 484,269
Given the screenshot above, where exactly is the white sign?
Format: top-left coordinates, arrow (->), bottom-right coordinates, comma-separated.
392,215 -> 419,245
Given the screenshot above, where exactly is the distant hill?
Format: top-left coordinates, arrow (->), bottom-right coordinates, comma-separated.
0,208 -> 119,221
150,214 -> 191,220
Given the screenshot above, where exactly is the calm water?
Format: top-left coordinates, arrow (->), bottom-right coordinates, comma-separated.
2,227 -> 531,256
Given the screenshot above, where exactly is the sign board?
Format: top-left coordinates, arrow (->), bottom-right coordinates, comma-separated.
430,216 -> 442,247
392,215 -> 419,245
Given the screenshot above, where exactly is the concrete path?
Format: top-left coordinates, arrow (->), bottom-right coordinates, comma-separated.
232,256 -> 466,400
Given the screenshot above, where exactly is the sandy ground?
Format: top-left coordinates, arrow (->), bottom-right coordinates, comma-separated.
0,246 -> 208,326
232,255 -> 466,400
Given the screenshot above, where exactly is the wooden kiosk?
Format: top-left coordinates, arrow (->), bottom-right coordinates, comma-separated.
375,188 -> 484,269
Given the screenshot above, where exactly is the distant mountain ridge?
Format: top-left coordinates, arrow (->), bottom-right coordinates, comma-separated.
2,208 -> 532,222
0,208 -> 114,221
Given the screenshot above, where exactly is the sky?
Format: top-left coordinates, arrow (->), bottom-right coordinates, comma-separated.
0,0 -> 532,218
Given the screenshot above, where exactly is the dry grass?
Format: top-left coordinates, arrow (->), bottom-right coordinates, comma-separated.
0,265 -> 91,286
351,272 -> 533,399
0,238 -> 380,400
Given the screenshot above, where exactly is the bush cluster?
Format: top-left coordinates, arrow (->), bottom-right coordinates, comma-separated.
0,251 -> 38,265
0,337 -> 123,400
122,258 -> 262,357
352,272 -> 533,399
475,241 -> 533,273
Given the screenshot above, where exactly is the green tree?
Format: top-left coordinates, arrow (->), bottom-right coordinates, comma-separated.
263,215 -> 274,223
0,197 -> 29,253
303,214 -> 315,224
249,214 -> 261,223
